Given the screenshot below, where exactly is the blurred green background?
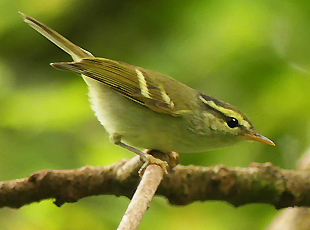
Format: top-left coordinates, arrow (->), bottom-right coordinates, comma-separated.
0,0 -> 310,229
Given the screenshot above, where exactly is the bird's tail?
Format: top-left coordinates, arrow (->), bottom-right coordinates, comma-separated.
20,12 -> 93,61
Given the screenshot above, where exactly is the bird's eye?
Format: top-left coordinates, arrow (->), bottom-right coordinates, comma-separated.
227,117 -> 239,128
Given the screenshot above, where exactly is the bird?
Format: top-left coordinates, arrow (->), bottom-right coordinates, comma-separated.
20,13 -> 274,173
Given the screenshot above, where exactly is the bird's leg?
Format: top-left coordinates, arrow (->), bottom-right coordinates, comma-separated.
110,134 -> 169,175
116,142 -> 169,175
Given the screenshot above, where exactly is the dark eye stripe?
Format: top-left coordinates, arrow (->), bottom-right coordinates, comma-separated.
198,93 -> 254,130
199,95 -> 229,121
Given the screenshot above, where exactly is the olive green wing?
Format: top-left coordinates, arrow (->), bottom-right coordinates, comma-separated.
51,57 -> 180,115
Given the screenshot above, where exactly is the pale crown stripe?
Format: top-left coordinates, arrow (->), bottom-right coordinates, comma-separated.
199,95 -> 249,127
199,96 -> 234,116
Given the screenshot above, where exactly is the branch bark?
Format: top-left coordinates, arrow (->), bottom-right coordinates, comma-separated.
266,149 -> 310,230
1,157 -> 310,210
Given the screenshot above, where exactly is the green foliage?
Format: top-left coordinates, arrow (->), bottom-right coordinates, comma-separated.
1,0 -> 310,229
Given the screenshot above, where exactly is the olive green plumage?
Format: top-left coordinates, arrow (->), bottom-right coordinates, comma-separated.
21,13 -> 274,159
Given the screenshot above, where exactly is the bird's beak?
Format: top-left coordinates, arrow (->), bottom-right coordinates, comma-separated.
243,133 -> 275,146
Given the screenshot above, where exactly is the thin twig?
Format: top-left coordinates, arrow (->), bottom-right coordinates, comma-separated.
117,164 -> 165,230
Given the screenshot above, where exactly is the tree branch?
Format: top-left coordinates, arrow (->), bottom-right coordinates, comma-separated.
1,156 -> 310,210
266,149 -> 310,230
